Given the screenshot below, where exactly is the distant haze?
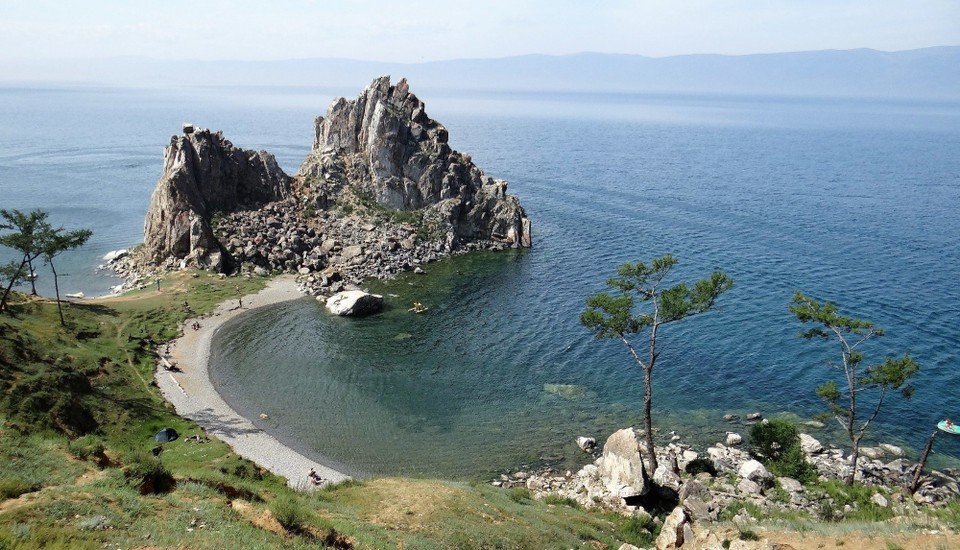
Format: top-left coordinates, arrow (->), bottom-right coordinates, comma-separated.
1,47 -> 958,100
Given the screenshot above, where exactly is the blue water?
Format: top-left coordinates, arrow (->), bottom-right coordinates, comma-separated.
3,85 -> 959,477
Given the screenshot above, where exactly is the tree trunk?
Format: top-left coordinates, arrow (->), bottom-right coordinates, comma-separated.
0,258 -> 28,313
26,256 -> 37,295
643,365 -> 658,473
50,259 -> 65,326
911,431 -> 938,493
846,440 -> 860,486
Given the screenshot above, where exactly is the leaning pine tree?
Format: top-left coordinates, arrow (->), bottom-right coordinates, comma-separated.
580,255 -> 732,473
790,291 -> 919,486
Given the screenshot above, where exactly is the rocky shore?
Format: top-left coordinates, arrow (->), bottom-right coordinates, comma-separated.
498,422 -> 960,548
111,76 -> 531,299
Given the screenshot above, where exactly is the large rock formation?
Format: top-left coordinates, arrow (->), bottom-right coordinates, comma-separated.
138,77 -> 531,282
298,76 -> 531,249
142,128 -> 290,271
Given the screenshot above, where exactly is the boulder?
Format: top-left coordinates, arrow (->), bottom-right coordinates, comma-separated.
655,506 -> 688,550
872,493 -> 889,508
325,290 -> 384,316
653,465 -> 682,492
860,446 -> 885,460
777,477 -> 804,493
879,443 -> 905,458
576,437 -> 596,453
799,433 -> 824,454
598,428 -> 651,497
738,459 -> 773,483
726,432 -> 743,446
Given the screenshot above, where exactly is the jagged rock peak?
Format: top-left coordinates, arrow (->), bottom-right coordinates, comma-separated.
142,128 -> 291,271
299,76 -> 532,248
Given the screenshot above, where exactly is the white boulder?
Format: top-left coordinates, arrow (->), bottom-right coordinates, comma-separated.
324,290 -> 384,316
598,428 -> 650,497
738,459 -> 772,483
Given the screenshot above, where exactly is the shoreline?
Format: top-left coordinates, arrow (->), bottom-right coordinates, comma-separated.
155,275 -> 352,489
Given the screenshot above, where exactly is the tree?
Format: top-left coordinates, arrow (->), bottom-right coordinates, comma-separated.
0,209 -> 49,312
789,291 -> 919,485
39,224 -> 93,326
581,255 -> 733,473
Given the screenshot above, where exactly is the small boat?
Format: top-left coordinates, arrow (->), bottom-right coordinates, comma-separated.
65,292 -> 85,299
937,419 -> 960,435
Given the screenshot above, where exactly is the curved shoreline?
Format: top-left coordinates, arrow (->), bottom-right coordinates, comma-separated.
155,275 -> 351,489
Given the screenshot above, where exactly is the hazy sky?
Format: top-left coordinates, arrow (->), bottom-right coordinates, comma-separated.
2,1 -> 958,62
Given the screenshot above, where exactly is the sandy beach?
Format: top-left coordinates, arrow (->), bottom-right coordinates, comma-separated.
156,275 -> 351,489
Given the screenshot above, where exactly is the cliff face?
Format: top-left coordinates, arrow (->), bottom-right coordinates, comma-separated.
142,129 -> 291,271
298,76 -> 531,248
140,77 -> 530,280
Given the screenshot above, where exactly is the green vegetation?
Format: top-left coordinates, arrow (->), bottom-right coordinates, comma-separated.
790,291 -> 920,485
0,271 -> 679,548
748,419 -> 817,483
581,254 -> 733,472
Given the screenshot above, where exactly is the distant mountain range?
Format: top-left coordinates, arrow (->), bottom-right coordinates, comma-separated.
4,47 -> 958,99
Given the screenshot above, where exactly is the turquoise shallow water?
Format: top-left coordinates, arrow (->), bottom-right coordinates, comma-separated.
3,86 -> 960,477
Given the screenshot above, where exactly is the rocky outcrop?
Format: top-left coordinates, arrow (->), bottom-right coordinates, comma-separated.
298,76 -> 531,249
142,128 -> 290,271
135,77 -> 531,288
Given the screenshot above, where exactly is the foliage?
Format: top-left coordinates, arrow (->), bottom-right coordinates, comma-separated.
748,419 -> 817,483
121,449 -> 174,494
581,254 -> 732,471
613,512 -> 659,547
508,486 -> 532,504
685,457 -> 718,476
808,480 -> 897,522
67,435 -> 105,462
269,493 -> 310,532
790,291 -> 920,485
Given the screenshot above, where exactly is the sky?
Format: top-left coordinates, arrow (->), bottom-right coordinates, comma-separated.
1,1 -> 958,63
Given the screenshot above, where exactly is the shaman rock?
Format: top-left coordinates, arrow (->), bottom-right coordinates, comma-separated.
298,76 -> 532,249
142,129 -> 290,271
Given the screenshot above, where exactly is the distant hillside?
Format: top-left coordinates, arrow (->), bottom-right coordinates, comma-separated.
4,47 -> 958,99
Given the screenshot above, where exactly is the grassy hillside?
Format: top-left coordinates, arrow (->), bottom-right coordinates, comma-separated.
0,272 -> 657,549
1,271 -> 958,549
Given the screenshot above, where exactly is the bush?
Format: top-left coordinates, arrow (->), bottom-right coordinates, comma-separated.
68,435 -> 105,461
508,487 -> 531,504
748,419 -> 817,483
684,457 -> 718,477
269,494 -> 309,532
121,450 -> 174,494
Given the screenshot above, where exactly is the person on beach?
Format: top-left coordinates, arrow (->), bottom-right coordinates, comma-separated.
308,468 -> 323,485
156,277 -> 161,291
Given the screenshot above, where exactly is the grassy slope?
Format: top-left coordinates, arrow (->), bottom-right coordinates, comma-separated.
0,272 -> 656,549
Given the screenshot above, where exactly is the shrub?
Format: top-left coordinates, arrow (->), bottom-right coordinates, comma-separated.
543,494 -> 581,509
121,450 -> 174,494
508,487 -> 531,504
748,419 -> 817,483
685,457 -> 718,477
68,435 -> 105,461
269,494 -> 309,532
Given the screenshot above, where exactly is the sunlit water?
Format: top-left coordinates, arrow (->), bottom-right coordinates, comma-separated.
4,85 -> 960,477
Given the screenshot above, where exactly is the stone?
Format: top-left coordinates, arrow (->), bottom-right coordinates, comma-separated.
617,545 -> 643,550
879,443 -> 905,458
860,446 -> 885,460
726,432 -> 743,446
777,476 -> 803,493
325,290 -> 384,316
799,433 -> 824,454
737,478 -> 762,495
739,459 -> 772,483
723,414 -> 740,422
745,412 -> 763,421
804,420 -> 826,429
872,492 -> 889,507
653,465 -> 682,491
102,249 -> 128,262
598,428 -> 651,497
341,245 -> 364,260
655,506 -> 688,550
576,437 -> 596,453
